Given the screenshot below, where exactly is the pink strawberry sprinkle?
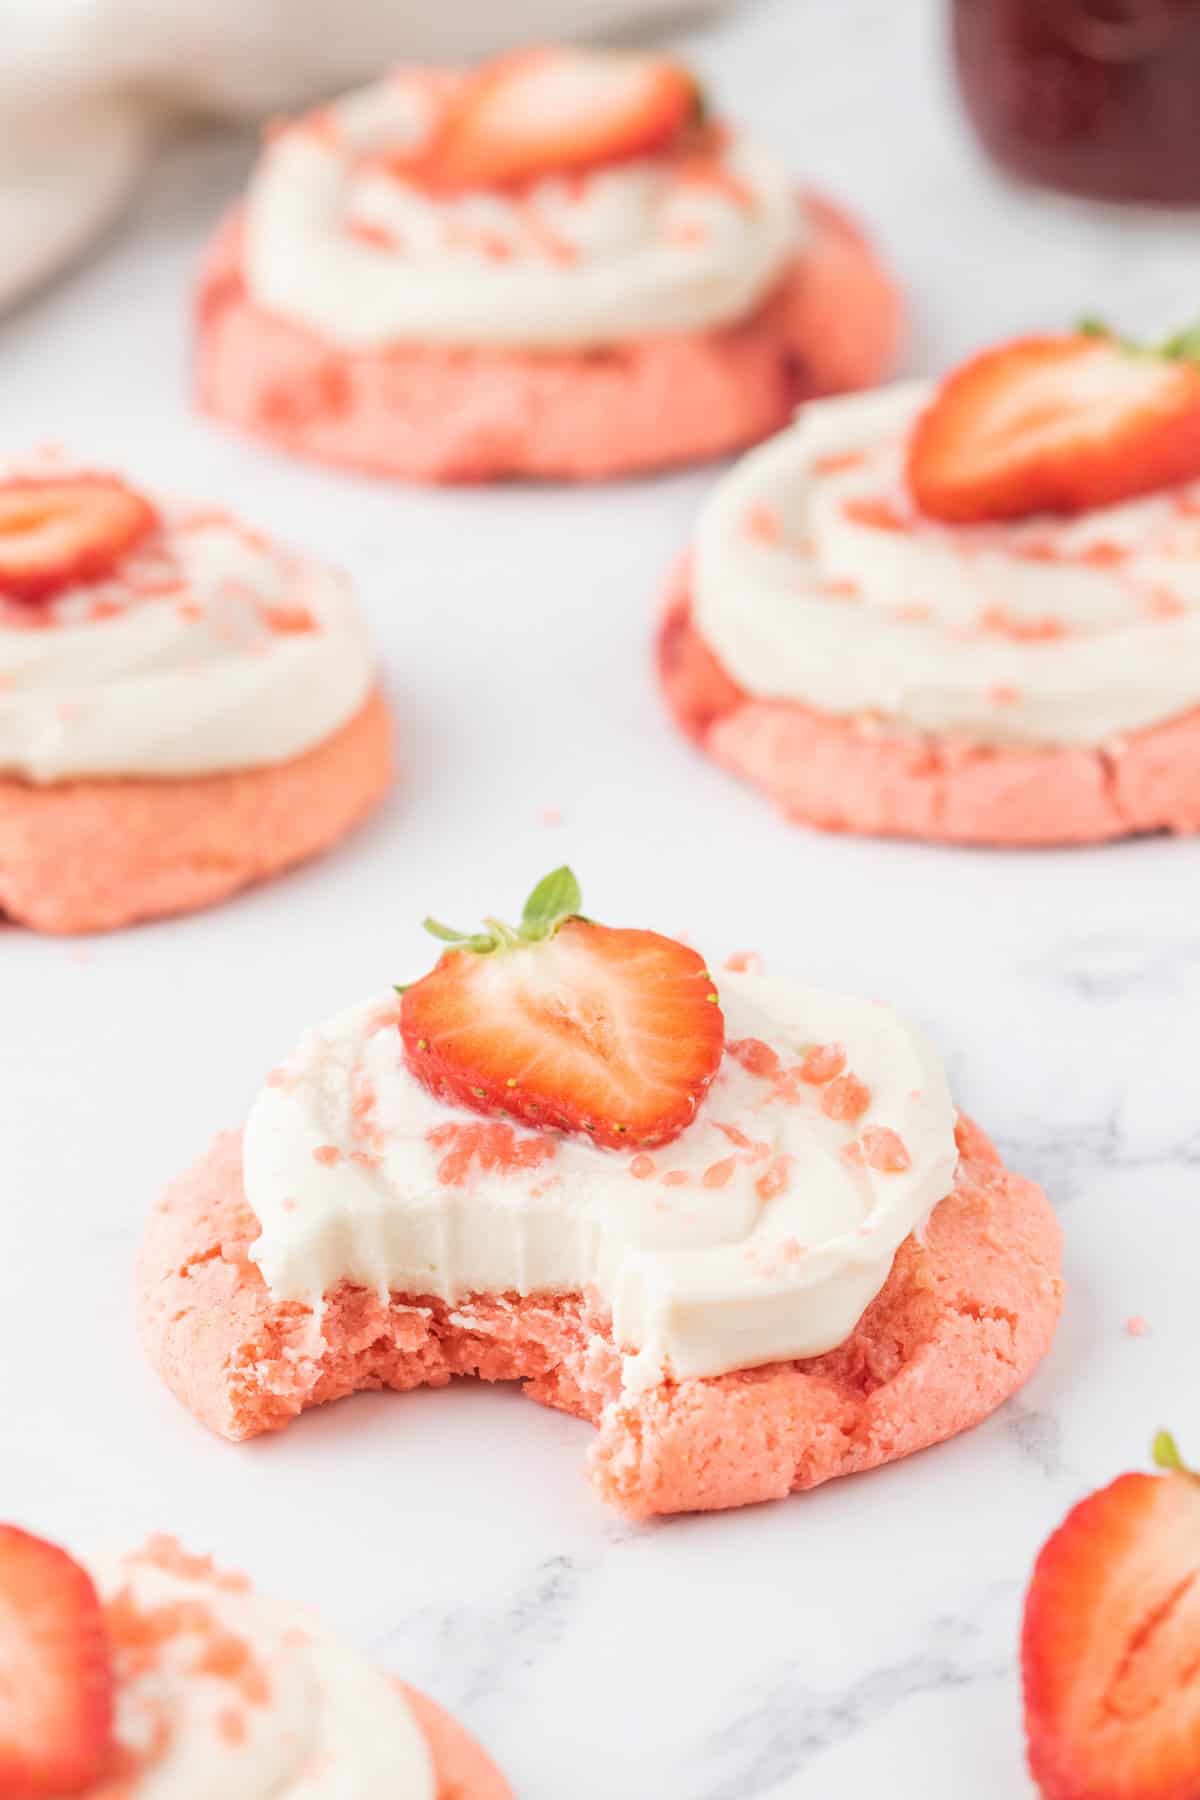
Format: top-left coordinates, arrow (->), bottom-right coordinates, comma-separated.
426,1121 -> 555,1186
979,605 -> 1066,642
723,950 -> 763,974
1145,587 -> 1187,620
350,218 -> 401,251
821,1074 -> 871,1122
1078,540 -> 1127,567
261,604 -> 317,635
661,1170 -> 689,1188
799,1043 -> 846,1085
630,1154 -> 656,1180
728,1038 -> 781,1079
217,1707 -> 247,1746
843,496 -> 908,533
702,1157 -> 737,1189
755,1154 -> 794,1201
1125,1315 -> 1149,1338
812,449 -> 866,475
743,503 -> 782,546
841,1141 -> 865,1167
311,1145 -> 341,1167
713,1121 -> 753,1149
860,1126 -> 911,1173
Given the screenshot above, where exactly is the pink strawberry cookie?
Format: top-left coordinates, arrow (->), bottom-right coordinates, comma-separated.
0,1526 -> 511,1796
196,48 -> 900,484
0,458 -> 392,933
658,328 -> 1200,847
138,869 -> 1063,1519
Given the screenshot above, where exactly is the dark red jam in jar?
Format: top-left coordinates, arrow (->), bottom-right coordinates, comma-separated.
952,0 -> 1200,203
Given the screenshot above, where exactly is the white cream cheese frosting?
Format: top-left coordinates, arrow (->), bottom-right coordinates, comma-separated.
242,72 -> 802,351
85,1539 -> 434,1797
0,475 -> 374,783
692,381 -> 1200,749
243,969 -> 959,1388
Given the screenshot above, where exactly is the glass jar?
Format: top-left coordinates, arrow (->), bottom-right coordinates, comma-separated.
951,0 -> 1200,203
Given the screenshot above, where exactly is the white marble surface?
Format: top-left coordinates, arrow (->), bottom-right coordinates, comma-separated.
3,1 -> 1198,1794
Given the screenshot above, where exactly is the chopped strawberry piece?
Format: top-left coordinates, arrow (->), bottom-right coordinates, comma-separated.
421,46 -> 700,191
400,868 -> 724,1151
821,1074 -> 870,1122
1022,1435 -> 1200,1800
0,476 -> 158,604
728,1038 -> 781,1078
798,1043 -> 846,1085
702,1156 -> 737,1189
860,1125 -> 910,1172
0,1526 -> 113,1795
909,330 -> 1200,524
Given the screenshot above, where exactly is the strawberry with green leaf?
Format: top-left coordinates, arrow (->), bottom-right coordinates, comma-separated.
400,868 -> 725,1150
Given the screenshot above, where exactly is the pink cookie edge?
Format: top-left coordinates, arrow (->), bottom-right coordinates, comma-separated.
0,686 -> 393,935
656,562 -> 1200,847
193,191 -> 901,485
137,1116 -> 1064,1520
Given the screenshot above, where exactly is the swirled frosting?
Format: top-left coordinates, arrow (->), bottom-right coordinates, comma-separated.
692,382 -> 1200,748
82,1537 -> 434,1797
0,464 -> 373,782
241,72 -> 802,351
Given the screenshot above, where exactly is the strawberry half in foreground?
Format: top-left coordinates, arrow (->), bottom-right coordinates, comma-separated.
908,321 -> 1200,524
1022,1431 -> 1200,1800
418,46 -> 701,191
0,475 -> 158,604
0,1526 -> 113,1796
399,868 -> 725,1151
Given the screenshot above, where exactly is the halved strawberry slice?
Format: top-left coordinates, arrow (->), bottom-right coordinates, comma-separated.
1022,1432 -> 1200,1800
0,1526 -> 113,1795
0,475 -> 158,604
908,323 -> 1200,523
399,867 -> 725,1150
422,46 -> 700,191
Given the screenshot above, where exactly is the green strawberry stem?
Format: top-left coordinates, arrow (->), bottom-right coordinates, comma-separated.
1152,1429 -> 1196,1478
400,867 -> 584,992
1077,315 -> 1200,365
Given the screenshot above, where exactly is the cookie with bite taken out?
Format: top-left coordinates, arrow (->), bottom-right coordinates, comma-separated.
139,868 -> 1063,1518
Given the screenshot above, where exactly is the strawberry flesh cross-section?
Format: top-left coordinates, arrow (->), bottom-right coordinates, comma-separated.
0,475 -> 158,604
399,867 -> 725,1151
1022,1432 -> 1200,1800
908,324 -> 1200,524
0,1525 -> 114,1795
409,47 -> 701,192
